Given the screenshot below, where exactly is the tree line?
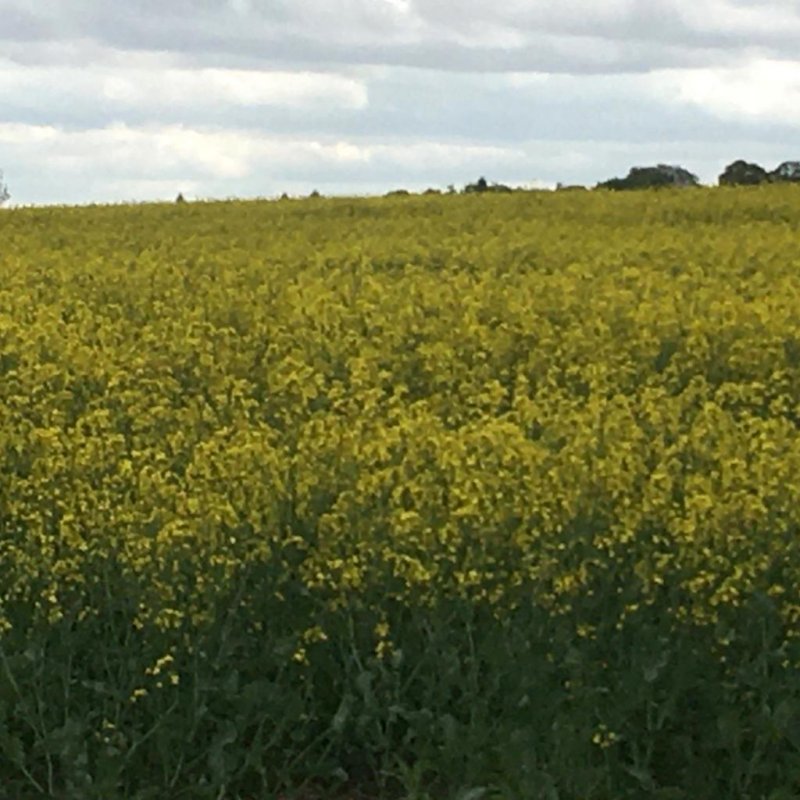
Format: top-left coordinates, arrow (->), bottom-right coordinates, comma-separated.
390,160 -> 800,197
592,159 -> 800,191
4,158 -> 800,209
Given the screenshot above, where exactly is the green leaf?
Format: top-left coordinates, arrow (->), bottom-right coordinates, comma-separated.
0,730 -> 24,764
331,693 -> 353,735
208,719 -> 238,782
456,787 -> 489,800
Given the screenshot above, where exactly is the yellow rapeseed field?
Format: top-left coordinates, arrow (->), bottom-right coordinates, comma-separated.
2,186 -> 800,798
2,188 -> 800,633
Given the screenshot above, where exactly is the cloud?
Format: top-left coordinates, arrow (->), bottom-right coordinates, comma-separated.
3,0 -> 800,75
0,121 -> 532,204
2,2 -> 800,204
650,58 -> 800,126
0,57 -> 367,120
101,68 -> 367,110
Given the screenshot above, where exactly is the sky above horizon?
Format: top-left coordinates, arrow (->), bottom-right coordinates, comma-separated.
2,0 -> 800,206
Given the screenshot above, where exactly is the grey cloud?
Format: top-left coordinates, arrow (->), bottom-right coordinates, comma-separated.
1,0 -> 799,74
0,30 -> 741,77
3,60 -> 798,147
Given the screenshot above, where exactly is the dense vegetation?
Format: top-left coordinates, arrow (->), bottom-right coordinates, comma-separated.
2,186 -> 800,798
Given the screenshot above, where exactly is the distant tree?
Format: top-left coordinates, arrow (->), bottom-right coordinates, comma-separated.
464,176 -> 489,193
309,189 -> 321,198
0,171 -> 9,206
175,192 -> 186,203
385,189 -> 410,197
769,161 -> 800,182
423,188 -> 441,195
597,164 -> 699,190
718,160 -> 769,186
463,177 -> 513,194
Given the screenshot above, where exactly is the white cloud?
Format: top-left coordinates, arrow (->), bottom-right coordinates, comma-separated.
651,58 -> 800,126
0,58 -> 368,116
227,0 -> 252,15
383,0 -> 412,13
673,0 -> 800,38
100,67 -> 368,110
0,122 -> 60,144
0,121 -> 532,204
0,122 -> 250,180
0,122 -> 524,174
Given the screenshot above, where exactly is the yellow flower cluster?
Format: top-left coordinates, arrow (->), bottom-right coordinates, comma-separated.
2,186 -> 800,636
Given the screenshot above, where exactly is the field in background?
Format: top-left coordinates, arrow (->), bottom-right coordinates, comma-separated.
2,187 -> 800,798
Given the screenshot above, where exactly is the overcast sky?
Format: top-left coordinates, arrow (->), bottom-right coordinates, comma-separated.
2,0 -> 800,205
